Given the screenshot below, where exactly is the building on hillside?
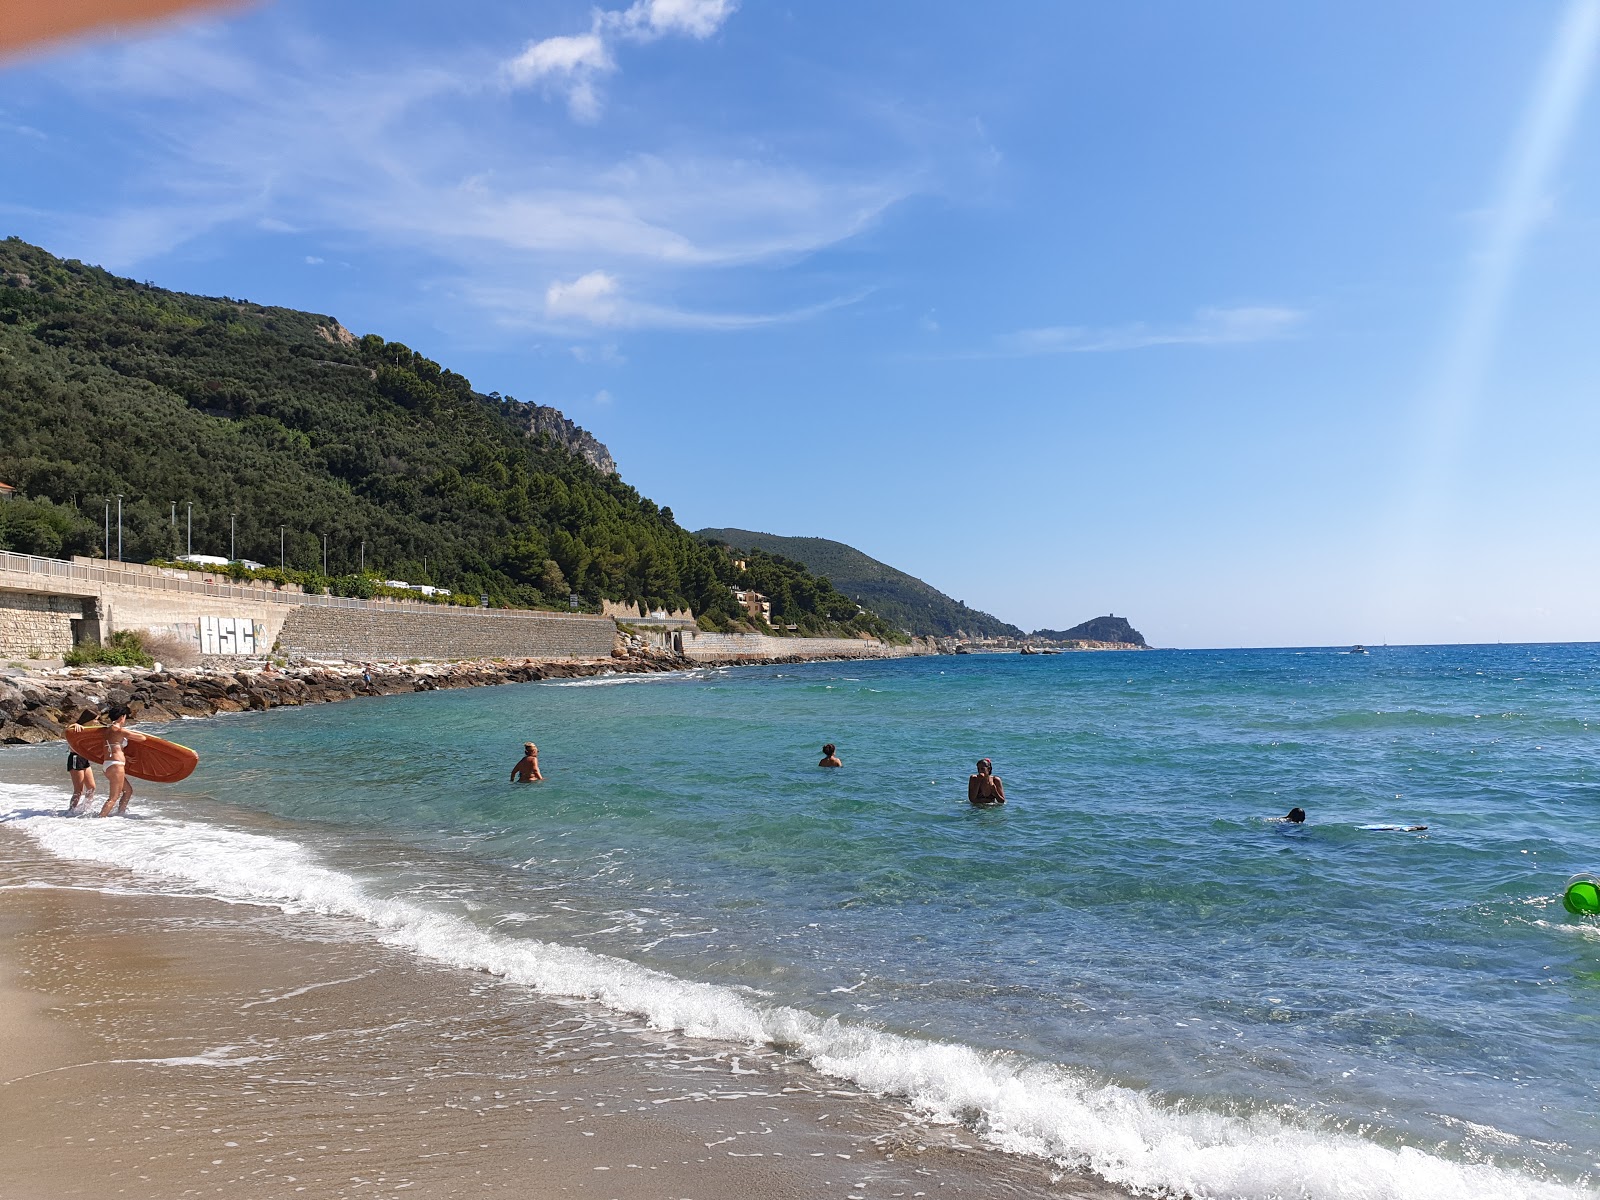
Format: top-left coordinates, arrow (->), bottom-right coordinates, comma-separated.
731,588 -> 771,623
0,482 -> 15,500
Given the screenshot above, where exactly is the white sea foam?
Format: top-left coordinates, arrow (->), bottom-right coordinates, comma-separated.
0,783 -> 1585,1200
542,671 -> 707,688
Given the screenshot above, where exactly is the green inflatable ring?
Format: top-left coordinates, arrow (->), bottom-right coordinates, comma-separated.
1563,874 -> 1600,916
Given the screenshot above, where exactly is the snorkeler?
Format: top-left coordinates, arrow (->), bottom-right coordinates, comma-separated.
819,743 -> 842,768
968,758 -> 1005,806
510,743 -> 543,782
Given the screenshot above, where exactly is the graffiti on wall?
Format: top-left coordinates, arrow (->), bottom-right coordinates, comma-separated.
199,615 -> 263,655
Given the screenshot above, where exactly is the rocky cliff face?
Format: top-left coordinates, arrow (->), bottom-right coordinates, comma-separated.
497,398 -> 616,476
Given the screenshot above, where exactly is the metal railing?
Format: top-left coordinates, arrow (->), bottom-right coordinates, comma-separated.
0,549 -> 609,623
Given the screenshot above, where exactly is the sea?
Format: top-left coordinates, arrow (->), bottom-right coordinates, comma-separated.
3,644 -> 1599,1199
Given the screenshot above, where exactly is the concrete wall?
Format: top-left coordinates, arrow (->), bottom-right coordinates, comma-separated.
277,605 -> 618,662
676,630 -> 925,662
0,592 -> 90,659
103,589 -> 294,657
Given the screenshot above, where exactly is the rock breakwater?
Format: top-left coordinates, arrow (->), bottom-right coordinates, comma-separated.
0,655 -> 683,746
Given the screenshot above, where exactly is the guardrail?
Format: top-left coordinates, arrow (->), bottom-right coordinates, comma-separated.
0,549 -> 609,622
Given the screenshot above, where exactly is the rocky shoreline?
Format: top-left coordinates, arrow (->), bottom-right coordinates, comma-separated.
0,646 -> 936,747
0,654 -> 689,746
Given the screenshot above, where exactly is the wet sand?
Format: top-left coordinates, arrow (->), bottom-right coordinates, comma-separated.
0,795 -> 1123,1200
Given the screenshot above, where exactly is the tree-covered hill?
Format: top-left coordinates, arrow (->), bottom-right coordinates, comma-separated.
0,238 -> 896,639
695,528 -> 1022,638
1031,615 -> 1147,646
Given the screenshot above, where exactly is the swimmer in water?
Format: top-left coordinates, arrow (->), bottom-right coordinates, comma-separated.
968,758 -> 1005,806
1282,807 -> 1306,824
819,743 -> 842,768
509,743 -> 543,782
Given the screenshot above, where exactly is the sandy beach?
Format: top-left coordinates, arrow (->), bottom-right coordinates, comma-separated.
0,752 -> 1118,1200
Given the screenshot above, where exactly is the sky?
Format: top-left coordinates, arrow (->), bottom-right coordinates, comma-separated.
3,1 -> 1599,648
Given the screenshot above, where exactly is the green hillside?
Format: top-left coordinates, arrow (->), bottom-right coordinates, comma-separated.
1032,616 -> 1147,646
694,528 -> 1022,638
0,238 -> 898,640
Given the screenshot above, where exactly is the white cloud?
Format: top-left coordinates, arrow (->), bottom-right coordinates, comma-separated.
546,270 -> 623,323
504,0 -> 736,121
603,0 -> 738,41
996,306 -> 1304,356
504,33 -> 612,122
304,254 -> 323,264
593,388 -> 615,406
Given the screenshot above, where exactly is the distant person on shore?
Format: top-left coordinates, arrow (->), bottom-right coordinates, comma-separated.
510,743 -> 543,782
968,758 -> 1005,806
66,748 -> 95,813
819,743 -> 842,768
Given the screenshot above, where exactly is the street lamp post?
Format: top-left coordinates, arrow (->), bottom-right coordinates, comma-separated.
280,525 -> 285,569
322,534 -> 328,576
230,515 -> 236,562
103,500 -> 110,560
360,541 -> 365,573
186,502 -> 192,557
115,494 -> 123,561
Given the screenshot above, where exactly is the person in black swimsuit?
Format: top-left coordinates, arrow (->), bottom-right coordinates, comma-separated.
66,749 -> 95,812
968,758 -> 1005,806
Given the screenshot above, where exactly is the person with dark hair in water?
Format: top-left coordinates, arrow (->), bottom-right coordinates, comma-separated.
968,758 -> 1006,806
1283,807 -> 1306,824
819,743 -> 842,768
86,705 -> 149,817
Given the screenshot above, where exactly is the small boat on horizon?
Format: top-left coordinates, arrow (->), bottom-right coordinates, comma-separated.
1347,645 -> 1369,654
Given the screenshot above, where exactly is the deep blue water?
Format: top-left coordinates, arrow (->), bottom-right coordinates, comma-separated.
7,644 -> 1600,1198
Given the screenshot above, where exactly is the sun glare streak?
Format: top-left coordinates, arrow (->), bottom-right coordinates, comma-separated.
1413,0 -> 1600,507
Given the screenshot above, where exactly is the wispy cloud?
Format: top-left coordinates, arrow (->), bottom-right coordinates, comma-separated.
31,24 -> 912,334
994,305 -> 1304,356
504,0 -> 736,121
495,269 -> 870,331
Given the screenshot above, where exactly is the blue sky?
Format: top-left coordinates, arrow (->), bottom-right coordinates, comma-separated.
4,1 -> 1599,647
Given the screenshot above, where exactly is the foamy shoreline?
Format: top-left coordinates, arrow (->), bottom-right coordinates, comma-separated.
0,764 -> 1107,1200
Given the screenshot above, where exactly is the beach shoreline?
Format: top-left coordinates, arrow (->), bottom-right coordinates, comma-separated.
0,767 -> 1120,1200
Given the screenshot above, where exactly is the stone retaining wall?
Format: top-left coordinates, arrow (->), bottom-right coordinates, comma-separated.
277,605 -> 618,662
676,630 -> 926,662
0,593 -> 90,660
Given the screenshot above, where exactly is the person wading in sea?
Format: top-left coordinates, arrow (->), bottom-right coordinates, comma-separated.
66,746 -> 95,813
968,758 -> 1005,806
510,743 -> 543,782
67,705 -> 149,817
819,743 -> 842,768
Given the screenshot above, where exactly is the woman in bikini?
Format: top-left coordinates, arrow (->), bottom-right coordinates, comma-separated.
968,758 -> 1006,806
94,705 -> 148,817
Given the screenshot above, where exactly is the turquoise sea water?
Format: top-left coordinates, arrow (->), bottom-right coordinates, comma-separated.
6,645 -> 1600,1198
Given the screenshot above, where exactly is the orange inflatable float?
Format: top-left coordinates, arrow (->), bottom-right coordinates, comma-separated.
65,725 -> 200,784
